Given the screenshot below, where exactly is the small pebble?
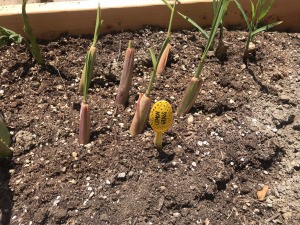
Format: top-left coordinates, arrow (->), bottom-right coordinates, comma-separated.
173,212 -> 181,217
128,171 -> 134,178
160,186 -> 166,191
72,152 -> 78,159
118,172 -> 126,179
197,141 -> 203,146
203,141 -> 209,146
253,209 -> 260,214
89,192 -> 94,198
187,115 -> 194,124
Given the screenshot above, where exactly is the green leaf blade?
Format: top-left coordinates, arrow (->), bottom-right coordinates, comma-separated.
258,0 -> 274,21
148,48 -> 157,68
234,0 -> 250,29
251,20 -> 282,37
178,12 -> 209,39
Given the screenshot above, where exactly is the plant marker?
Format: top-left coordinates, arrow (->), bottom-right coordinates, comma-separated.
115,40 -> 135,106
149,100 -> 173,150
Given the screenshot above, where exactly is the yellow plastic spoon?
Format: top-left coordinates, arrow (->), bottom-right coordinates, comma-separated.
149,100 -> 173,150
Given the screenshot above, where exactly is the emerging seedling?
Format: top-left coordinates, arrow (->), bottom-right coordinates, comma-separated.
78,3 -> 103,144
149,100 -> 173,150
79,4 -> 103,93
115,40 -> 135,107
78,50 -> 92,144
22,0 -> 43,65
0,3 -> 43,65
163,0 -> 209,40
0,117 -> 12,158
129,1 -> 176,137
214,0 -> 229,59
157,0 -> 178,76
0,27 -> 25,48
156,42 -> 171,77
234,0 -> 282,58
177,0 -> 230,116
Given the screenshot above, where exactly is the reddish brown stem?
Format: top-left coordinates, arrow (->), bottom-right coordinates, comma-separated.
116,41 -> 135,106
176,77 -> 202,116
156,43 -> 171,76
129,94 -> 152,137
78,102 -> 91,144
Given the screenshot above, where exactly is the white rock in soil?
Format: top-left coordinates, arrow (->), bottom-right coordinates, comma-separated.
118,172 -> 126,179
89,192 -> 94,198
203,141 -> 209,146
197,141 -> 203,146
187,115 -> 194,124
128,171 -> 134,178
15,130 -> 34,148
173,212 -> 181,217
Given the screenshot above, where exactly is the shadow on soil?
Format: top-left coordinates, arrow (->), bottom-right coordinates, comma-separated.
0,159 -> 13,225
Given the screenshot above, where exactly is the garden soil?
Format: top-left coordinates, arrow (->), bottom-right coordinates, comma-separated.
0,28 -> 299,225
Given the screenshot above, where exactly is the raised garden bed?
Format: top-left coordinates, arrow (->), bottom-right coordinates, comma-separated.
0,0 -> 300,224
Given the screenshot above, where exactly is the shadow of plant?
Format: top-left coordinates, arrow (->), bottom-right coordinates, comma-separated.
0,159 -> 13,225
246,67 -> 269,93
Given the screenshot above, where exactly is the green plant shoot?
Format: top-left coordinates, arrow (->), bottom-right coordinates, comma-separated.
78,51 -> 92,144
0,117 -> 12,158
78,2 -> 103,144
234,0 -> 282,57
115,40 -> 135,107
129,1 -> 176,137
146,0 -> 176,96
157,0 -> 178,76
213,0 -> 229,58
79,3 -> 103,93
162,0 -> 209,40
22,0 -> 43,65
177,0 -> 231,116
0,27 -> 25,48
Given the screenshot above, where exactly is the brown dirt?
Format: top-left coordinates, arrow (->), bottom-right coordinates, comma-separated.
0,28 -> 299,225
